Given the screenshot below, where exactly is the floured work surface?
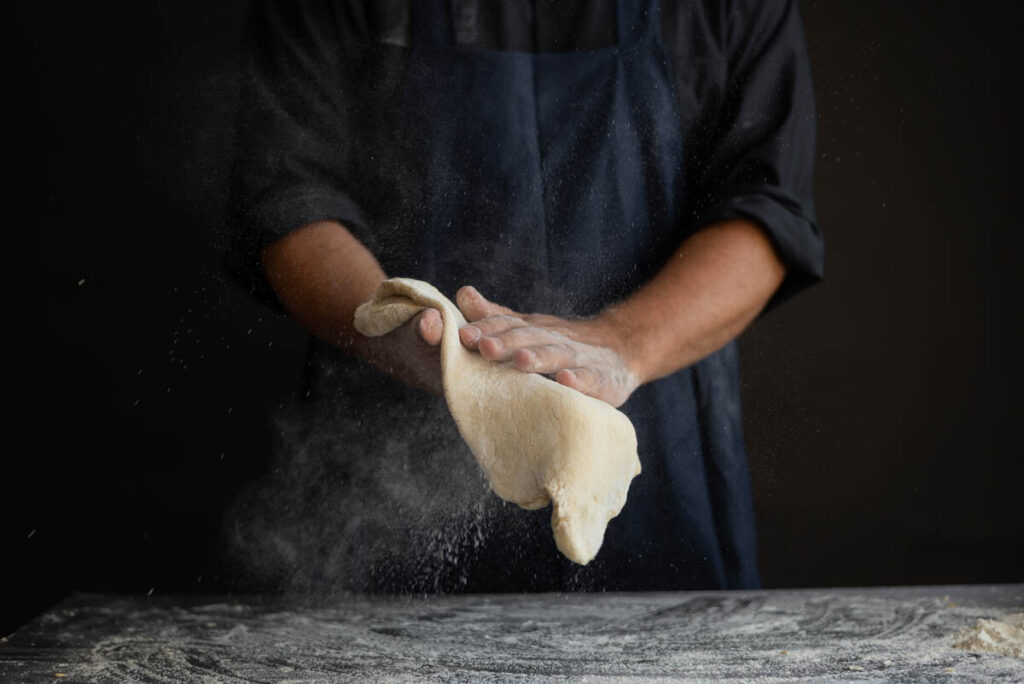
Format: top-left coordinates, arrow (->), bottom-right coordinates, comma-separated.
2,585 -> 1022,682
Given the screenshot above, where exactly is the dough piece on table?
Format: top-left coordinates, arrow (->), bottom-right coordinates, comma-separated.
354,277 -> 641,565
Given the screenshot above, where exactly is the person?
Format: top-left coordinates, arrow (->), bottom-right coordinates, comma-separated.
226,0 -> 823,592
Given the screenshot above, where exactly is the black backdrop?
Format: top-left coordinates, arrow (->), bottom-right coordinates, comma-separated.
3,2 -> 1022,634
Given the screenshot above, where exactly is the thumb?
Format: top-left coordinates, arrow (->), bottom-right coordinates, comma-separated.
415,308 -> 443,346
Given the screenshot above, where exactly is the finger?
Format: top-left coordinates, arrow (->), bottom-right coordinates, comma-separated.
459,314 -> 527,349
416,308 -> 443,346
478,326 -> 564,361
456,285 -> 518,322
556,367 -> 606,398
513,343 -> 579,374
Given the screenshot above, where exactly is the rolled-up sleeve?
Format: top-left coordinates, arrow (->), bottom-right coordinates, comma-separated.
696,0 -> 824,304
225,0 -> 369,306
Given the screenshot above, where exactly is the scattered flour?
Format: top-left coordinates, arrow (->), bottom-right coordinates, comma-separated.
952,612 -> 1024,658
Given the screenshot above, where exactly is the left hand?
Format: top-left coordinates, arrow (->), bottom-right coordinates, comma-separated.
455,286 -> 640,408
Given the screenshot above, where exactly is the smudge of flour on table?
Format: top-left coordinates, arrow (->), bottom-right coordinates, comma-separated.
952,612 -> 1024,658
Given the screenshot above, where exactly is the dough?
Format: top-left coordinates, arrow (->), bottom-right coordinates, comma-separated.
354,278 -> 641,565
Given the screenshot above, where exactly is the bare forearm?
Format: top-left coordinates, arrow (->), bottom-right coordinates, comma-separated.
601,219 -> 786,384
261,220 -> 385,354
260,220 -> 444,394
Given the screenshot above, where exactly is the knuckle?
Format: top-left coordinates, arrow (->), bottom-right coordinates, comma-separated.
536,343 -> 561,359
560,343 -> 581,366
472,323 -> 495,337
578,367 -> 603,390
478,317 -> 506,333
501,326 -> 536,344
529,345 -> 559,369
478,314 -> 518,333
514,349 -> 538,370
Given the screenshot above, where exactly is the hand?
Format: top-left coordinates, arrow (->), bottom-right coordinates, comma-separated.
363,307 -> 445,396
455,286 -> 640,407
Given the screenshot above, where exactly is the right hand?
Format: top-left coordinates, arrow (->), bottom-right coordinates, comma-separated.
364,307 -> 444,395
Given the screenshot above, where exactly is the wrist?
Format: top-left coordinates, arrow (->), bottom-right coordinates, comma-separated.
591,307 -> 650,386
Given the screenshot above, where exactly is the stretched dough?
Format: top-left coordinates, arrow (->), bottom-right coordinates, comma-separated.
354,278 -> 641,565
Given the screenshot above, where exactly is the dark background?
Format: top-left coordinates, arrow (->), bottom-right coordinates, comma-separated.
3,1 -> 1022,635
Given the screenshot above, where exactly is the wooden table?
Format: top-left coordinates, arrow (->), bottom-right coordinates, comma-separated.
2,585 -> 1022,681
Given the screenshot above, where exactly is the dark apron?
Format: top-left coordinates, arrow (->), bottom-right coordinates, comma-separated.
284,0 -> 760,592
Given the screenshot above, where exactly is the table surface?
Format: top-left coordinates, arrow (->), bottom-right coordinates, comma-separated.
2,585 -> 1022,682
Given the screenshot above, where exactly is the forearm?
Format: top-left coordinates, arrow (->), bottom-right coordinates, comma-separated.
600,219 -> 786,384
261,220 -> 385,354
261,220 -> 445,394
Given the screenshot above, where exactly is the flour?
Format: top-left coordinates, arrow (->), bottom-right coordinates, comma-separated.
223,356 -> 498,595
951,612 -> 1024,658
6,588 -> 1024,682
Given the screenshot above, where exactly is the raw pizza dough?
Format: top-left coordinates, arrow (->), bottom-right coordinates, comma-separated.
354,278 -> 641,565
